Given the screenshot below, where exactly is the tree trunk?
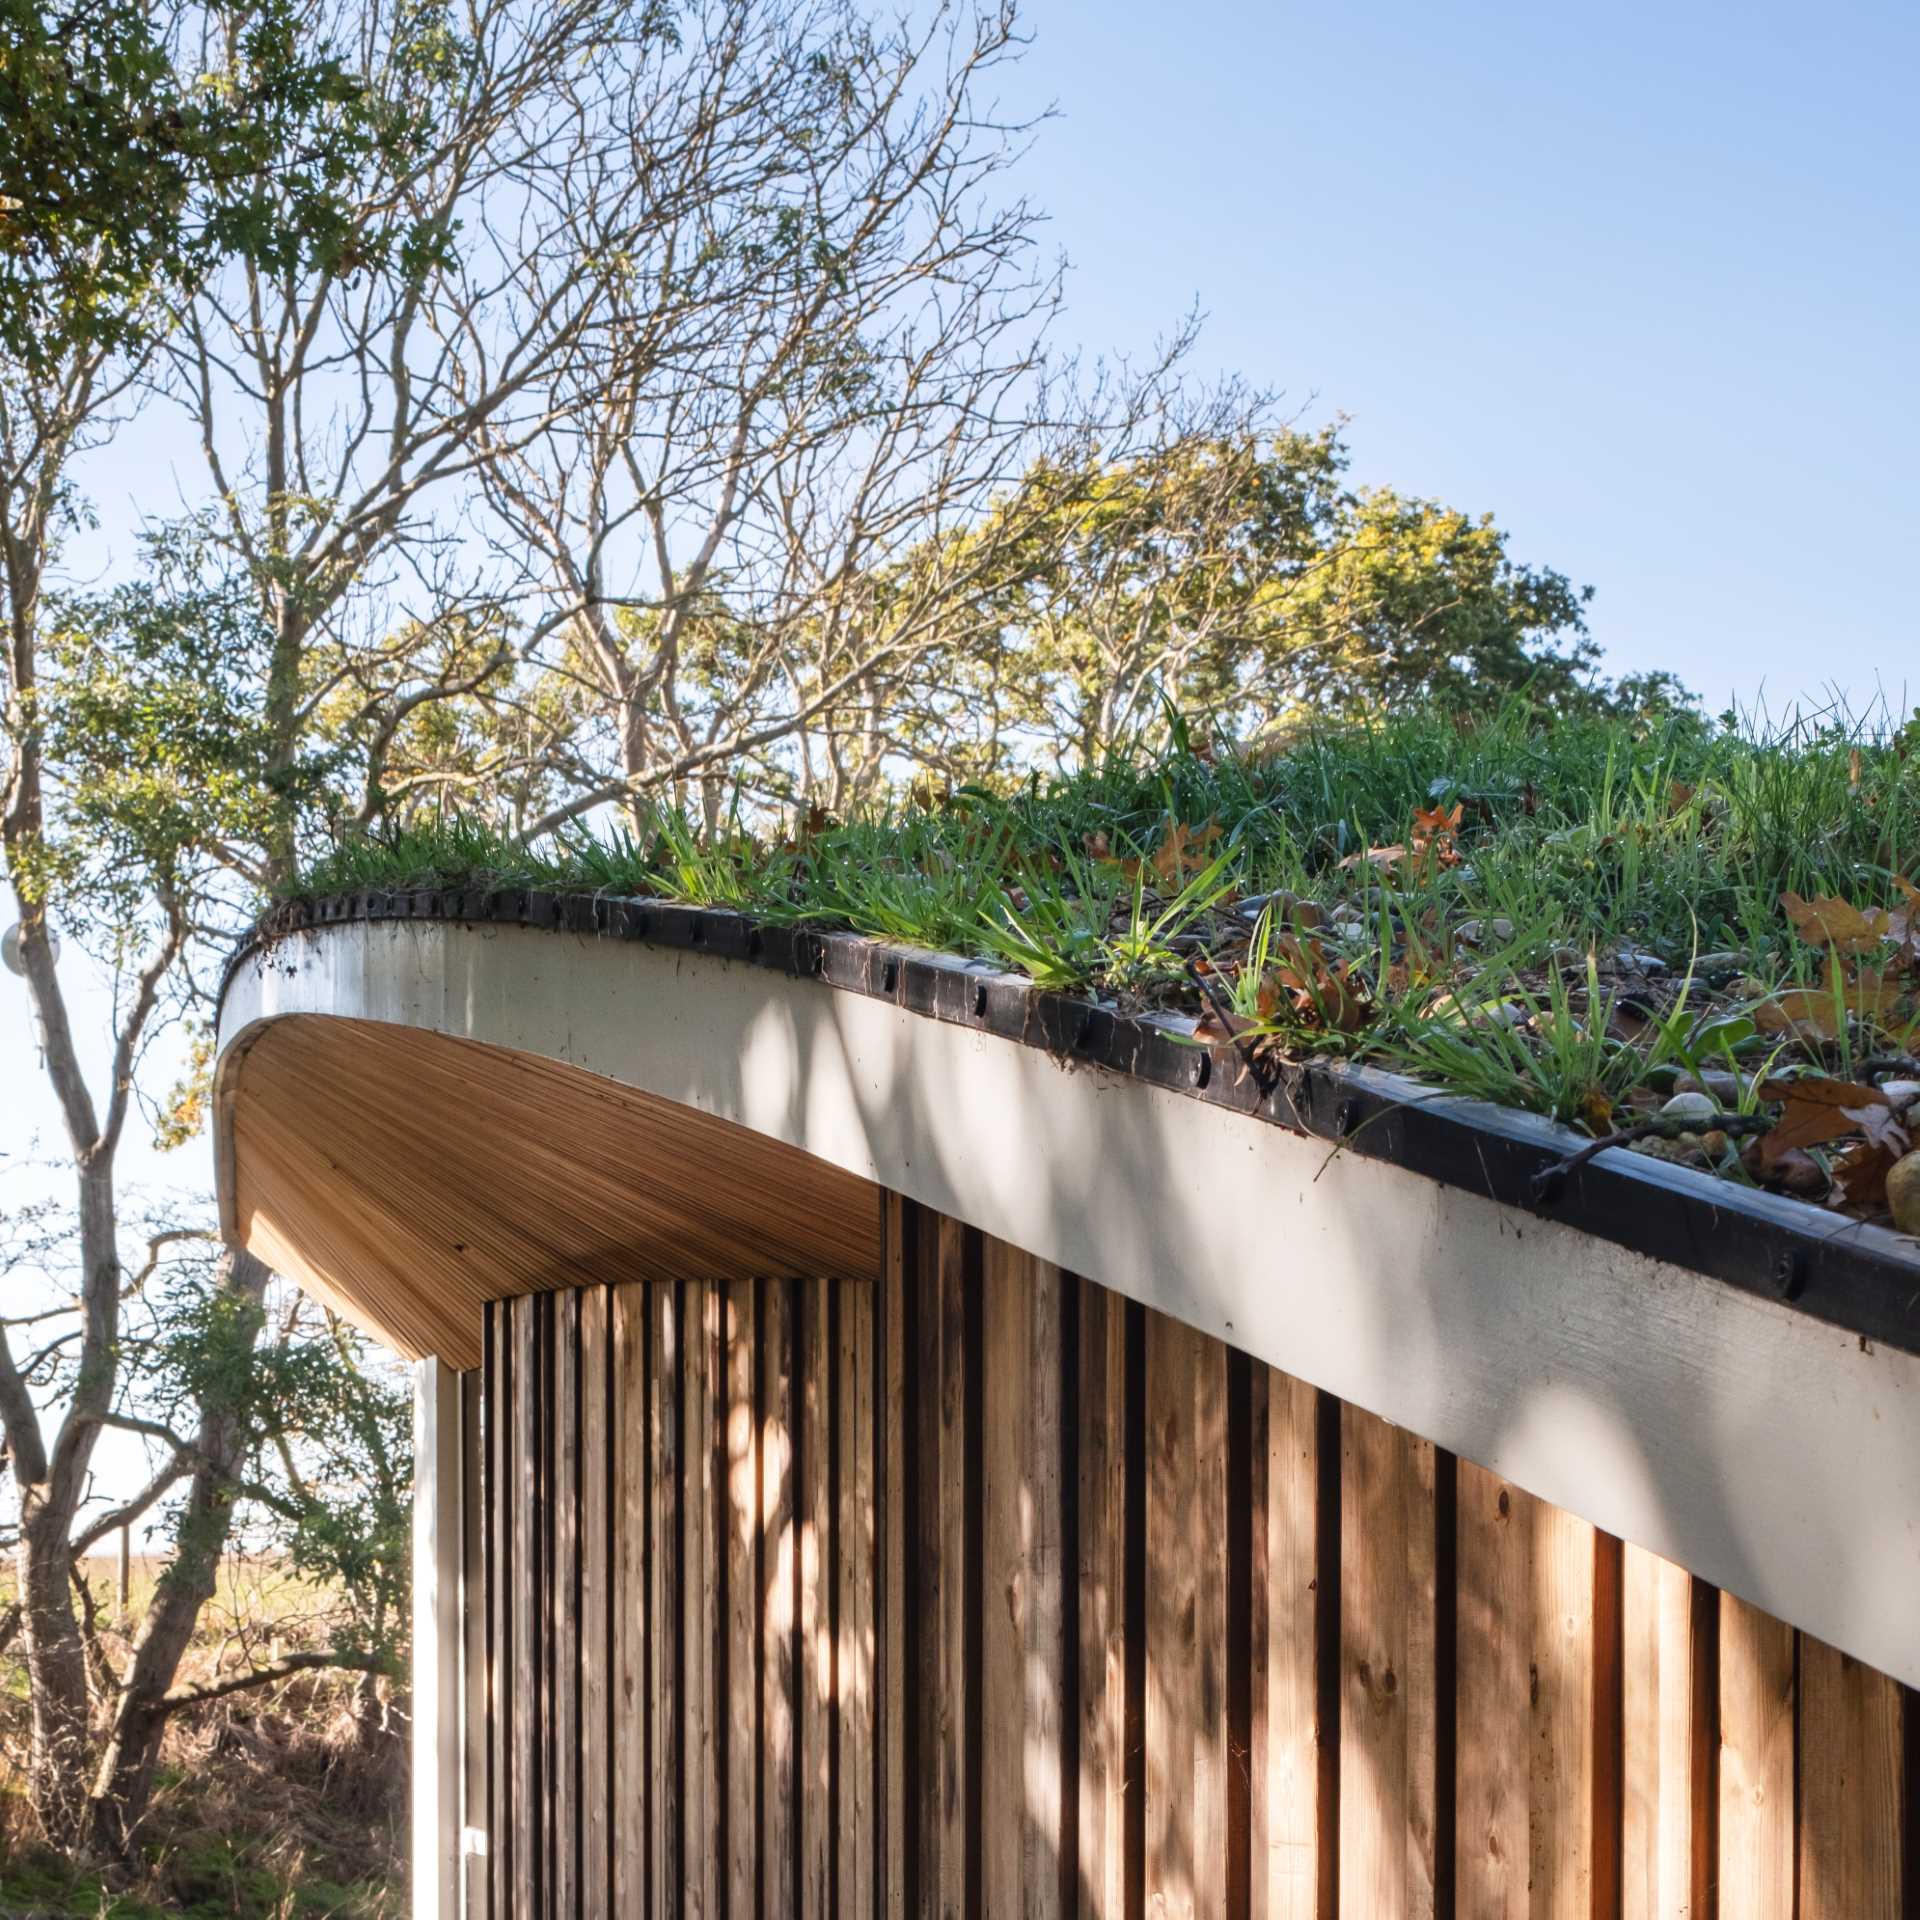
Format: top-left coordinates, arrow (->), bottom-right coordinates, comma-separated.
13,1160 -> 121,1851
83,1248 -> 271,1859
349,1666 -> 390,1752
14,1501 -> 94,1850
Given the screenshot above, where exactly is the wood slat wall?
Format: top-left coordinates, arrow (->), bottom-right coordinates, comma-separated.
468,1198 -> 1917,1919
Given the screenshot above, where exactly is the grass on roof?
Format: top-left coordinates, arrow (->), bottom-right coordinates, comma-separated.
293,702 -> 1920,1232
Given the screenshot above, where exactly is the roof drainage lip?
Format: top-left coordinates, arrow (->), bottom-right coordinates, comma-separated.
223,887 -> 1920,1357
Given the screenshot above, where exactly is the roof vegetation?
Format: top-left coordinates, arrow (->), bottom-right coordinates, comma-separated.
292,702 -> 1920,1233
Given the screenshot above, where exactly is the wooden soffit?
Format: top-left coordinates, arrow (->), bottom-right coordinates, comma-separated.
222,1014 -> 880,1368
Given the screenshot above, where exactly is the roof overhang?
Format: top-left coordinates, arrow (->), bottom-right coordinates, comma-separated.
215,895 -> 1920,1689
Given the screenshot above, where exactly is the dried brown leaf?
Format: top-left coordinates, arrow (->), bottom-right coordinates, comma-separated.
1831,1137 -> 1903,1213
1751,956 -> 1907,1040
1757,1074 -> 1890,1167
1147,818 -> 1222,886
1780,890 -> 1891,954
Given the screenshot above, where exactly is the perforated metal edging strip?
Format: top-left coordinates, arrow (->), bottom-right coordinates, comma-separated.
223,888 -> 1920,1357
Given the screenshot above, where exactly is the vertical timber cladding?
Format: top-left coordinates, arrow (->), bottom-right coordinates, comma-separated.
471,1197 -> 1917,1919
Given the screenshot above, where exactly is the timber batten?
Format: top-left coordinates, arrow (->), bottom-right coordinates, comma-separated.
220,1012 -> 879,1368
463,1206 -> 1915,1917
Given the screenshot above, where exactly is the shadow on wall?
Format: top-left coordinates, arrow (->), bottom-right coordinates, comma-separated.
476,1202 -> 1912,1917
800,967 -> 1913,1911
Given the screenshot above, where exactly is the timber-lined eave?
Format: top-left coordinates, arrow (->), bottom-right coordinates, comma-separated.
221,885 -> 1920,1358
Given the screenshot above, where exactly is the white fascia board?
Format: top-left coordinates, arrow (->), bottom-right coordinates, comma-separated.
221,919 -> 1920,1690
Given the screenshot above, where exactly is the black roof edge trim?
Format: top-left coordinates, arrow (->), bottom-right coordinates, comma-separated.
224,891 -> 1920,1357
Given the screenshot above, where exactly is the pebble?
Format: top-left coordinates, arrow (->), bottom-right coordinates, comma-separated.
1677,1068 -> 1746,1103
1878,1080 -> 1920,1113
1660,1091 -> 1721,1124
1454,916 -> 1515,947
1890,1152 -> 1920,1235
1236,890 -> 1294,921
1614,945 -> 1669,974
1690,950 -> 1747,975
1771,1149 -> 1829,1196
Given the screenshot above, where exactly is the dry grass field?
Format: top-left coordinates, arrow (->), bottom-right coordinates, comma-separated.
0,1556 -> 404,1918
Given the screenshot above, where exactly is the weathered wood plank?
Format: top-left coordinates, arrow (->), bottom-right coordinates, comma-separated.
1718,1593 -> 1795,1920
1193,1326 -> 1229,1920
982,1241 -> 1031,1920
1530,1501 -> 1595,1920
800,1281 -> 834,1920
1622,1545 -> 1694,1920
537,1294 -> 555,1920
725,1280 -> 760,1920
578,1288 -> 611,1920
487,1304 -> 511,1920
763,1278 -> 799,1920
882,1198 -> 909,1920
1145,1307 -> 1198,1920
1077,1277 -> 1129,1920
683,1281 -> 722,1920
511,1294 -> 540,1919
1338,1407 -> 1435,1920
1145,1308 -> 1228,1920
1456,1459 -> 1531,1920
840,1278 -> 878,1920
648,1284 -> 682,1920
982,1241 -> 1067,1920
1251,1367 -> 1319,1920
1799,1634 -> 1904,1919
612,1286 -> 648,1918
1405,1435 -> 1438,1915
552,1291 -> 579,1920
935,1215 -> 974,1920
902,1211 -> 975,1920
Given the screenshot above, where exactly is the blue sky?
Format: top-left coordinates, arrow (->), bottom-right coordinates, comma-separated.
1005,0 -> 1917,714
57,0 -> 1918,712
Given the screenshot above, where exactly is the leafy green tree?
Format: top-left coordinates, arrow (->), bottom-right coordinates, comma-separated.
0,0 -> 438,372
0,0 -> 658,1855
890,419 -> 1609,780
5,1209 -> 413,1848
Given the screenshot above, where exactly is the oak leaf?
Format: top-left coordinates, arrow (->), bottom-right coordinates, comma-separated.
1132,818 -> 1221,887
1340,842 -> 1409,874
1751,957 -> 1907,1040
1780,890 -> 1891,954
1258,933 -> 1373,1034
1757,1075 -> 1892,1168
1830,1138 -> 1906,1213
1409,801 -> 1464,868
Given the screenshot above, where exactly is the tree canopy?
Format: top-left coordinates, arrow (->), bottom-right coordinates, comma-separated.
0,0 -> 439,371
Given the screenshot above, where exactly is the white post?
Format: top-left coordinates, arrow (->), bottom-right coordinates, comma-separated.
412,1357 -> 462,1920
